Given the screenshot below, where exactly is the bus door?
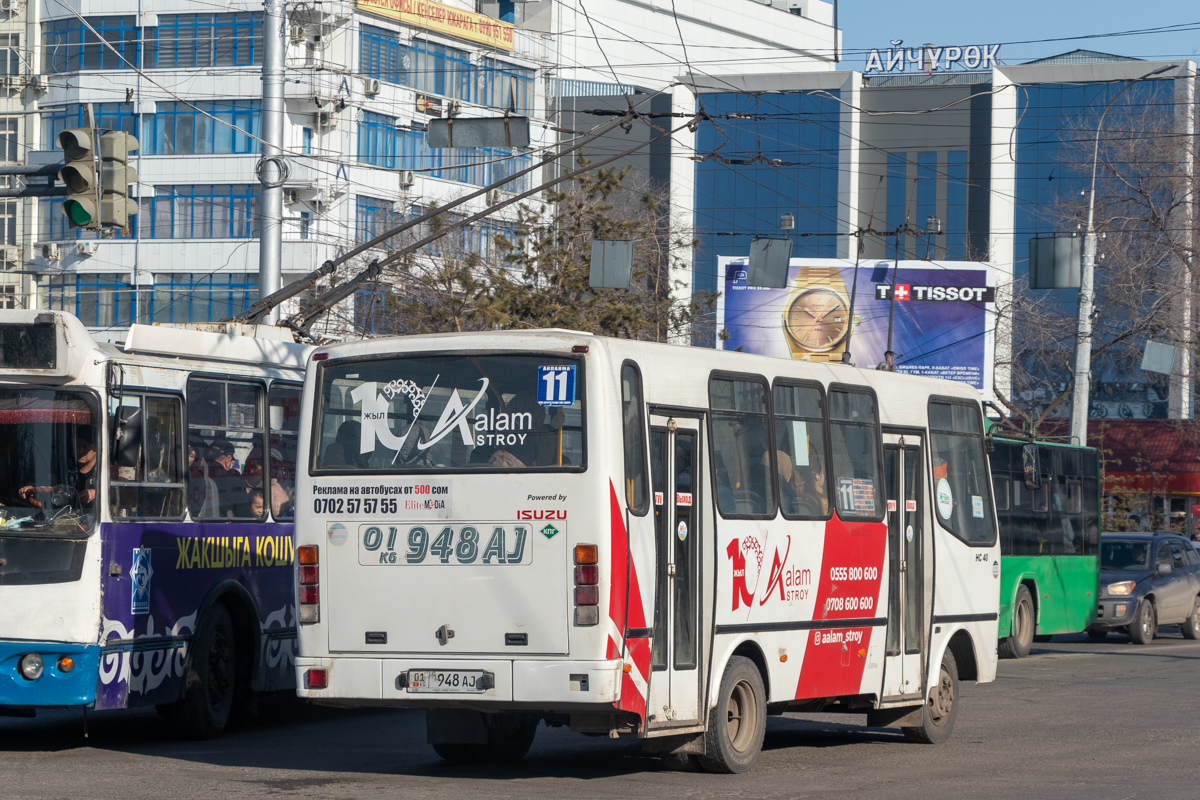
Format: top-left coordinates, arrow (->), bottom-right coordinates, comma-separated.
881,431 -> 928,699
645,414 -> 703,728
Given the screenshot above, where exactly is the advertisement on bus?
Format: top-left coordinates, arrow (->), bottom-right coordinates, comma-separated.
715,257 -> 996,397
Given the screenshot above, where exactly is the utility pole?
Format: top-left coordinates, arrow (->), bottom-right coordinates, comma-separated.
1069,64 -> 1176,445
258,0 -> 288,325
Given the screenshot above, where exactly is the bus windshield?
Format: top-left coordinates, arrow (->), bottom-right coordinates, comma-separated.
1101,541 -> 1151,571
314,354 -> 584,472
0,388 -> 99,535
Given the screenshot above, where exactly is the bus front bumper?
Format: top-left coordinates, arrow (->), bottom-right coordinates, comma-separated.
0,641 -> 100,708
295,657 -> 622,707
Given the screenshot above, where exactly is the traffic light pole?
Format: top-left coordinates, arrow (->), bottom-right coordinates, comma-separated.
257,0 -> 287,325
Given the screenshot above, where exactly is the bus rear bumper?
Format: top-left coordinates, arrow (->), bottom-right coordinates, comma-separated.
296,657 -> 622,707
0,641 -> 100,708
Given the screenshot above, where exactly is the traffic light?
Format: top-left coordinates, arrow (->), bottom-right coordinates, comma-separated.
99,131 -> 138,228
57,128 -> 99,229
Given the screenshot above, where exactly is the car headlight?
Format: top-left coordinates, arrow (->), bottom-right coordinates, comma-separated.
1107,581 -> 1136,596
19,653 -> 44,681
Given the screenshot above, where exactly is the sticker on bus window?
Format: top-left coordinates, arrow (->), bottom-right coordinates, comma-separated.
972,495 -> 984,518
906,499 -> 916,512
887,499 -> 897,512
936,478 -> 953,519
537,365 -> 576,406
677,520 -> 688,541
836,478 -> 875,514
131,548 -> 153,615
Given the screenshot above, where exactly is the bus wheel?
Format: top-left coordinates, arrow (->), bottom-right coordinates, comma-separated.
903,649 -> 958,744
1129,600 -> 1156,645
699,656 -> 766,774
998,585 -> 1034,659
1181,597 -> 1200,640
174,604 -> 236,739
432,713 -> 538,763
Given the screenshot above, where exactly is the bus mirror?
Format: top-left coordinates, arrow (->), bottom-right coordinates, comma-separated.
1022,444 -> 1040,490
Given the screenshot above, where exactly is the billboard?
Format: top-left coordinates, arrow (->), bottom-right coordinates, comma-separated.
716,257 -> 995,397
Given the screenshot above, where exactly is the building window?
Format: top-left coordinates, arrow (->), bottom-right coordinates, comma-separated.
150,273 -> 258,324
42,104 -> 139,153
146,13 -> 263,68
299,212 -> 310,240
142,185 -> 261,239
946,151 -> 968,259
0,34 -> 20,75
360,24 -> 406,85
408,39 -> 535,115
0,286 -> 15,309
42,16 -> 141,73
302,127 -> 313,154
0,119 -> 16,163
886,152 -> 907,256
399,129 -> 533,192
0,200 -> 16,245
916,151 -> 937,256
357,112 -> 398,169
355,195 -> 397,246
141,100 -> 261,155
40,273 -> 137,328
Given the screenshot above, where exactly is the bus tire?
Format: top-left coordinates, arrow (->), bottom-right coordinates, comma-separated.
998,585 -> 1034,659
902,649 -> 958,744
1181,597 -> 1200,640
1130,600 -> 1156,645
698,655 -> 766,774
431,712 -> 538,763
174,604 -> 236,740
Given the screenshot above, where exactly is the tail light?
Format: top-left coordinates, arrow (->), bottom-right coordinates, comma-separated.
574,543 -> 599,626
298,545 -> 319,624
304,668 -> 328,689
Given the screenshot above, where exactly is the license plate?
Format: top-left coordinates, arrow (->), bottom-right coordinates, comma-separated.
406,670 -> 486,693
359,522 -> 546,566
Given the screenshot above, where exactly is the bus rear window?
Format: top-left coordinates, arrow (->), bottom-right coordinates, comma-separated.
314,355 -> 584,472
0,324 -> 56,370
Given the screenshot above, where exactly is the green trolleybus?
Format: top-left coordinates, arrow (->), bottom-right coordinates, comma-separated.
988,438 -> 1100,658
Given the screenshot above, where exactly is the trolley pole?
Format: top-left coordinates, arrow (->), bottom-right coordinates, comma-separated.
257,0 -> 287,325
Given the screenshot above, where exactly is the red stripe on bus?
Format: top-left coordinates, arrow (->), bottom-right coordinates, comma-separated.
608,480 -> 649,716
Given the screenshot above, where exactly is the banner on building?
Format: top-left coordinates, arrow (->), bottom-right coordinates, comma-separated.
716,257 -> 996,397
357,0 -> 515,51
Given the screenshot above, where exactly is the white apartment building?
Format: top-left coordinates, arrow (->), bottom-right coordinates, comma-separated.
0,0 -> 839,336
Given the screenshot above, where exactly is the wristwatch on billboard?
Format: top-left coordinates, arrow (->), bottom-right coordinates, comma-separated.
782,266 -> 857,362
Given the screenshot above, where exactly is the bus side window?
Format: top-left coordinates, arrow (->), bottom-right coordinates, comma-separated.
992,475 -> 1010,511
620,363 -> 649,515
709,376 -> 773,517
927,399 -> 994,544
268,384 -> 301,520
187,378 -> 266,520
828,388 -> 881,521
772,381 -> 830,519
110,394 -> 186,520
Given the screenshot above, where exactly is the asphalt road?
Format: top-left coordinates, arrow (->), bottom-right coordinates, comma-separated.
3,630 -> 1199,799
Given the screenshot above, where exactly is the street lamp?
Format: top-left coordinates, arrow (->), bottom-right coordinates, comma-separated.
1069,64 -> 1177,445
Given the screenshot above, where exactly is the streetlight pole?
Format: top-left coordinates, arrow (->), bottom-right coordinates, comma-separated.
1069,64 -> 1176,445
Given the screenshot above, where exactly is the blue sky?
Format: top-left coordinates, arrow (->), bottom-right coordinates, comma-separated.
839,1 -> 1200,69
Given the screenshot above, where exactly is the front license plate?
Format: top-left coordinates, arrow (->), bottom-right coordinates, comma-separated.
406,670 -> 486,693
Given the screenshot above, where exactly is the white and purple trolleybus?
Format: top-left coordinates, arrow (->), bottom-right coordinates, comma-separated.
0,310 -> 310,737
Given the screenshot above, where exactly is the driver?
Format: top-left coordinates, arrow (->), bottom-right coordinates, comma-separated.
18,429 -> 98,511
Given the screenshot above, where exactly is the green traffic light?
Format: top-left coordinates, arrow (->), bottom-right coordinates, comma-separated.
63,200 -> 94,227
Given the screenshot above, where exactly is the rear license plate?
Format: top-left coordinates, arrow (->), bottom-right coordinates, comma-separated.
406,670 -> 486,693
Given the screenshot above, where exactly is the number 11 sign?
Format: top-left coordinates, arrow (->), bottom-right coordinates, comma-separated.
537,365 -> 577,406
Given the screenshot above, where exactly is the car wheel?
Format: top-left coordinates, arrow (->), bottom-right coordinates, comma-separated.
1181,597 -> 1200,640
902,649 -> 959,744
998,585 -> 1034,659
1086,629 -> 1108,641
698,655 -> 767,774
1129,600 -> 1157,645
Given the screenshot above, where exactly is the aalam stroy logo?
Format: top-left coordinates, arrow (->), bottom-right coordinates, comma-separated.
726,535 -> 811,611
352,376 -> 489,460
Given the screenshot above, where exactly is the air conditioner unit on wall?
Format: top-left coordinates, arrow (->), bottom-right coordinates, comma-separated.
41,243 -> 60,261
362,77 -> 381,97
485,189 -> 502,206
315,110 -> 338,130
76,242 -> 98,257
0,245 -> 19,264
397,170 -> 415,188
0,0 -> 21,13
289,24 -> 306,43
446,99 -> 462,117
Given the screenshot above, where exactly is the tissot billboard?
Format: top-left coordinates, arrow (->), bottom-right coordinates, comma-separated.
716,257 -> 995,396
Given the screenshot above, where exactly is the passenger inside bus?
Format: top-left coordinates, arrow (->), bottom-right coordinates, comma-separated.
207,438 -> 244,517
188,440 -> 220,518
475,392 -> 569,468
242,448 -> 291,518
322,421 -> 371,469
